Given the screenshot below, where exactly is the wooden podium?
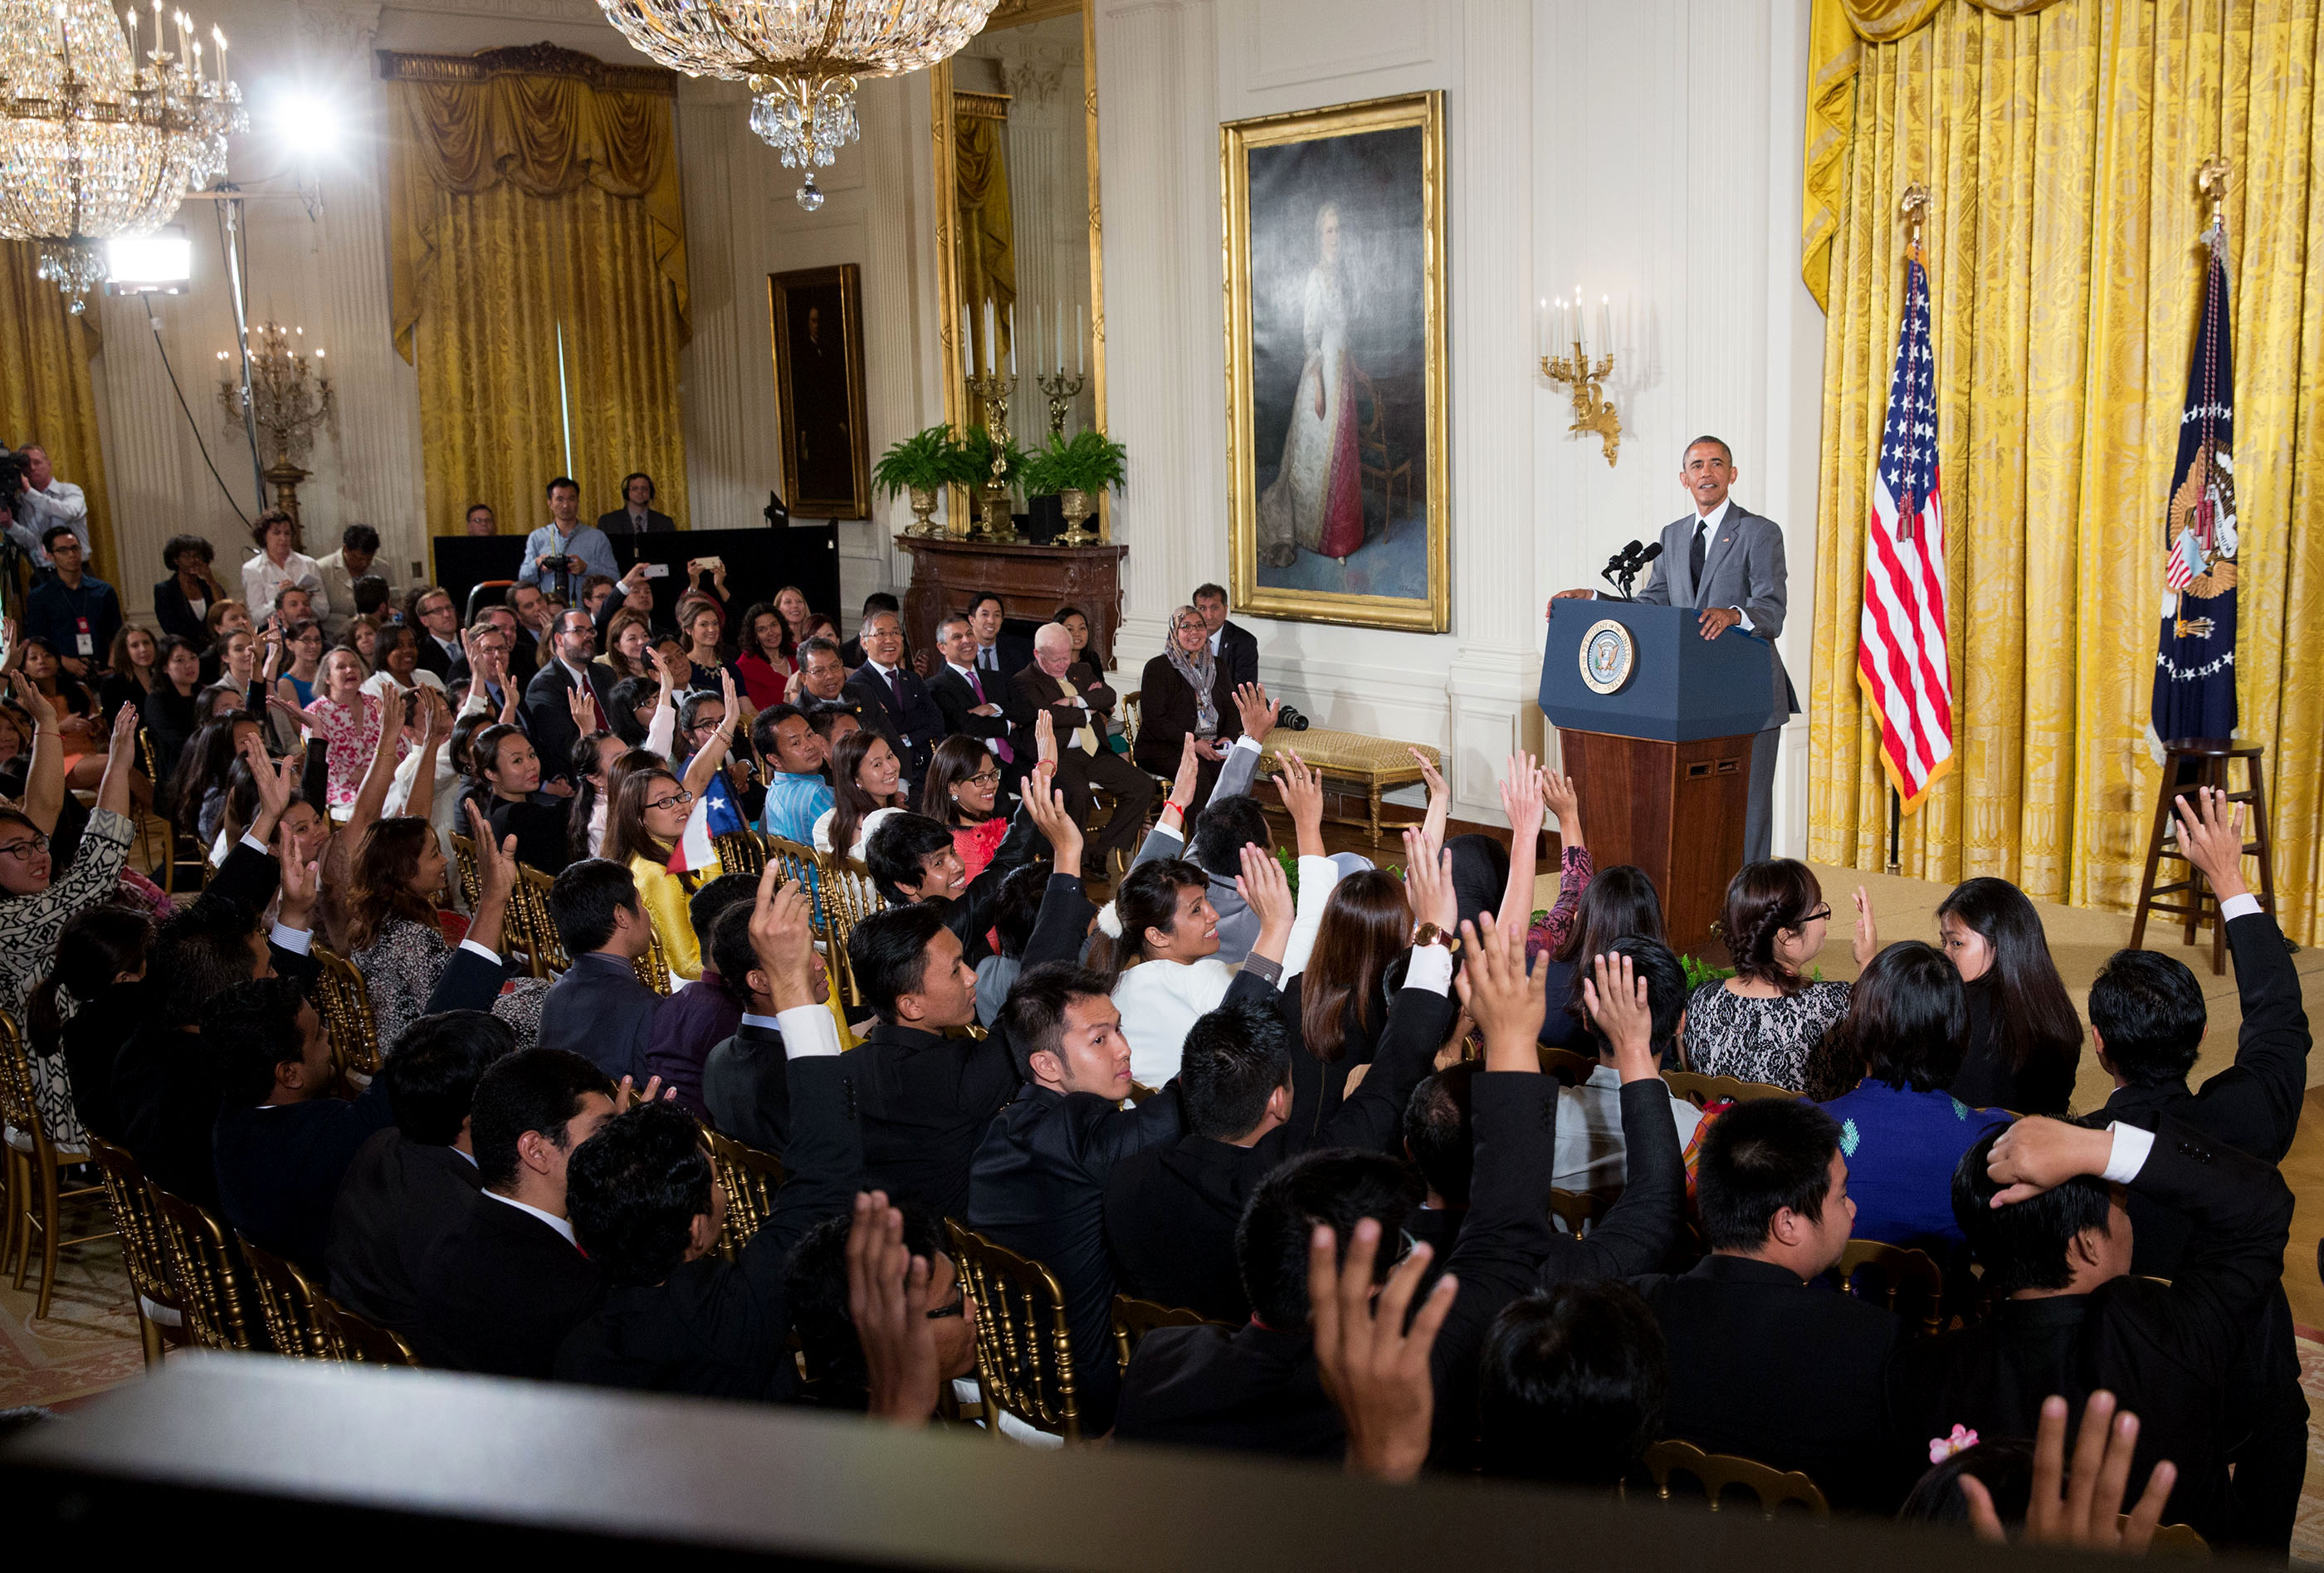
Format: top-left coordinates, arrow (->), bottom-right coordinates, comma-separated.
1539,601 -> 1773,961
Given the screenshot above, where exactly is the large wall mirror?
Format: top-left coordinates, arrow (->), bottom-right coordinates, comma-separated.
931,0 -> 1108,539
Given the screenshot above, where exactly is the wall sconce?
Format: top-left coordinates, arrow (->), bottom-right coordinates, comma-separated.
1538,287 -> 1621,467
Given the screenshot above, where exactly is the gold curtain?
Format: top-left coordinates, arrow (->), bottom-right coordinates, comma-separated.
1804,0 -> 2324,948
0,244 -> 116,580
954,105 -> 1018,359
384,46 -> 689,538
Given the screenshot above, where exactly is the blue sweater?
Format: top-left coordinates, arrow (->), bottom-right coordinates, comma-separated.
1819,1079 -> 2011,1248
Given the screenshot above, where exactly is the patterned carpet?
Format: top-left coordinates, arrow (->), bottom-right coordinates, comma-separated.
0,1199 -> 145,1409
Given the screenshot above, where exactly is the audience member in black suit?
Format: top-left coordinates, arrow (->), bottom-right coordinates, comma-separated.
2073,788 -> 2312,1551
326,1012 -> 515,1333
699,899 -> 834,1152
839,834 -> 1094,1224
1006,623 -> 1154,877
1890,1115 -> 2293,1543
407,584 -> 464,682
964,593 -> 1035,687
556,876 -> 858,1397
837,593 -> 901,670
1104,835 -> 1461,1323
596,472 -> 676,535
862,772 -> 1063,967
537,857 -> 663,1086
208,977 -> 394,1277
1474,1280 -> 1670,1489
840,608 -> 944,792
1629,1095 -> 1906,1512
1399,1063 -> 1474,1267
1193,583 -> 1259,689
1115,922 -> 1627,1463
523,609 -> 613,790
927,613 -> 1021,799
1134,607 -> 1243,818
153,534 -> 227,651
411,1048 -> 618,1376
787,1194 -> 980,1414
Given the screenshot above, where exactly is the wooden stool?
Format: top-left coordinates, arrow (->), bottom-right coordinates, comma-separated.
2130,738 -> 2276,975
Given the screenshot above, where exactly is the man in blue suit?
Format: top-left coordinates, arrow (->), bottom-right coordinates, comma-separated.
1554,434 -> 1794,862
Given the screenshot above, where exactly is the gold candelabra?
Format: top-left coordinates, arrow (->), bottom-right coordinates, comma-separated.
1541,335 -> 1620,467
964,371 -> 1018,542
1036,368 -> 1084,437
217,320 -> 335,525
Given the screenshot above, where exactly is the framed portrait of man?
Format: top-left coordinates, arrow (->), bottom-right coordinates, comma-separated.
1221,90 -> 1448,633
769,263 -> 872,520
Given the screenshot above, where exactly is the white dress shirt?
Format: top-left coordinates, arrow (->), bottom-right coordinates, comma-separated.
7,478 -> 89,564
242,550 -> 330,621
484,1189 -> 576,1245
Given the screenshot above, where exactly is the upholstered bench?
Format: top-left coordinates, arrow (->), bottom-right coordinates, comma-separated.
1255,727 -> 1438,847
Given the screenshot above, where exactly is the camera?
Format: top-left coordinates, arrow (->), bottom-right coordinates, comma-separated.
1276,703 -> 1311,732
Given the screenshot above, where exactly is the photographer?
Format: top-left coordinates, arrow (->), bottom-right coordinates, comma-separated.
517,476 -> 616,604
4,445 -> 91,569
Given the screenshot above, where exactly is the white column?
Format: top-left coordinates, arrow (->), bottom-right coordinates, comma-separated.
677,84 -> 754,535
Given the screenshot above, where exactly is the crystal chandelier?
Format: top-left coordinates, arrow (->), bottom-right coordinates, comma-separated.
0,0 -> 243,311
596,0 -> 999,186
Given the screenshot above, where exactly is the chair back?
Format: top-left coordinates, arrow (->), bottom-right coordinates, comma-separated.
1537,1047 -> 1599,1086
86,1136 -> 182,1335
449,833 -> 482,912
514,864 -> 567,976
1663,1070 -> 1804,1109
945,1219 -> 1081,1440
1549,1188 -> 1610,1237
1111,1294 -> 1223,1371
702,1125 -> 785,1259
1120,691 -> 1142,752
713,829 -> 767,877
818,858 -> 886,1009
0,1012 -> 55,1163
149,1186 -> 257,1351
310,945 -> 383,1076
764,833 -> 821,893
1836,1239 -> 1946,1338
2142,1522 -> 2209,1558
635,921 -> 674,996
1638,1439 -> 1829,1517
313,1295 -> 422,1365
235,1232 -> 333,1357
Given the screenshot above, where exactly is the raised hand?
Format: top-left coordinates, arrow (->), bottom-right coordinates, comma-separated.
566,684 -> 595,738
1983,1117 -> 2116,1208
1455,916 -> 1547,1069
105,701 -> 142,765
2172,785 -> 2249,901
261,628 -> 286,684
1237,842 -> 1295,960
749,864 -> 821,1009
1399,828 -> 1457,933
275,819 -> 319,927
1499,751 -> 1545,848
1022,767 -> 1084,873
1233,681 -> 1282,741
1034,706 -> 1057,768
1851,885 -> 1879,968
613,1073 -> 674,1112
1412,747 -> 1447,806
1166,732 -> 1201,818
1272,749 -> 1326,857
473,801 -> 519,904
1960,1391 -> 2176,1552
244,731 -> 290,821
7,671 -> 56,731
1541,771 -> 1580,836
1307,1218 -> 1454,1483
1578,946 -> 1657,1079
846,1191 -> 945,1424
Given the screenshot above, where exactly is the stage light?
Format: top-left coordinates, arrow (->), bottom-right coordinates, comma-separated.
105,228 -> 193,298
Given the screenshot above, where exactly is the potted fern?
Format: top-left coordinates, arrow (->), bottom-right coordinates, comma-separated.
872,425 -> 964,537
1019,428 -> 1128,545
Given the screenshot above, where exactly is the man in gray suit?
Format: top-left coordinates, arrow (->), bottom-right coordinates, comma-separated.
1553,434 -> 1795,863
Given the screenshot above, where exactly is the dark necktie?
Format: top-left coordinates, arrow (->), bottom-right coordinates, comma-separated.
888,667 -> 906,713
970,670 -> 1013,763
1688,520 -> 1706,591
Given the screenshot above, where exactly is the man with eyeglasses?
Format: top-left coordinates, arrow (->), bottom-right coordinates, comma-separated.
928,611 -> 1022,803
408,585 -> 465,682
840,609 -> 944,794
1008,622 -> 1154,879
522,608 -> 611,791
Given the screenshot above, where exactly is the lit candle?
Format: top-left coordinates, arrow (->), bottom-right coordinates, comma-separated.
121,8 -> 134,61
1536,296 -> 1547,360
212,24 -> 224,85
175,10 -> 188,66
1033,303 -> 1042,378
1006,305 -> 1015,378
984,299 -> 995,376
53,3 -> 69,69
1077,304 -> 1085,376
1054,301 -> 1063,374
1599,293 -> 1612,356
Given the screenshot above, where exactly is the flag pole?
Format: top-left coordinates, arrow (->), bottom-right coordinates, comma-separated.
1885,183 -> 1930,879
1887,787 -> 1901,873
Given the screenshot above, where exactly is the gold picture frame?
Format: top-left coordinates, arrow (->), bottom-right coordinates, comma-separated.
1222,90 -> 1448,633
769,262 -> 872,520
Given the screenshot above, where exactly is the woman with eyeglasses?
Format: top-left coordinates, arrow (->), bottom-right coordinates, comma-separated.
815,727 -> 910,863
921,735 -> 1008,885
1135,605 -> 1242,818
604,764 -> 721,982
0,679 -> 144,1151
1681,858 -> 1877,1096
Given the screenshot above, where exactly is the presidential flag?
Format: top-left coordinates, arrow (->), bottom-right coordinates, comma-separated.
2149,219 -> 2238,757
667,770 -> 746,875
1857,251 -> 1955,811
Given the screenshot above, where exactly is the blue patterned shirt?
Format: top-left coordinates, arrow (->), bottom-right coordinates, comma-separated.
1818,1079 -> 2012,1248
762,770 -> 835,848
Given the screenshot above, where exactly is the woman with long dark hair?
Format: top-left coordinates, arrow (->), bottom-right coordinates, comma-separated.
468,724 -> 574,875
604,763 -> 720,981
1542,865 -> 1666,1048
344,815 -> 544,1050
142,633 -> 207,784
1282,869 -> 1412,1136
568,730 -> 623,858
1101,857 -> 1235,1088
1682,858 -> 1873,1095
920,735 -> 1007,884
732,601 -> 796,710
1934,877 -> 2082,1114
100,625 -> 160,717
816,727 -> 910,862
1817,940 -> 2010,1246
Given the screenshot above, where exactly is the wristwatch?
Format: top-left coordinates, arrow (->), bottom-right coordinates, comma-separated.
1412,922 -> 1449,950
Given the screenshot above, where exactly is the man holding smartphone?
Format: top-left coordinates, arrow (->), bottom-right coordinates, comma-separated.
518,476 -> 617,604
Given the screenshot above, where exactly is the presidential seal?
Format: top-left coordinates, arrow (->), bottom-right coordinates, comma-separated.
1579,618 -> 1636,696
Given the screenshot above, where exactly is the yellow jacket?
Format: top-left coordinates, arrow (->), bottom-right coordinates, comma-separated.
627,851 -> 721,983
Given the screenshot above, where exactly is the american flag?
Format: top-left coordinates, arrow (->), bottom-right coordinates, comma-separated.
1856,254 -> 1955,811
2148,223 -> 2237,754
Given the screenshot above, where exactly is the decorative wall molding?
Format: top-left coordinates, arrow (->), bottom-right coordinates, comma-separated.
375,39 -> 676,91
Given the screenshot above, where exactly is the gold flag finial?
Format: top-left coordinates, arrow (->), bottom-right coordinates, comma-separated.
2196,155 -> 2231,229
1901,183 -> 1931,256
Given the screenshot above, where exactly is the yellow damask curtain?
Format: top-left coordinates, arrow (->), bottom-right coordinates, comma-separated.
1804,0 -> 2324,947
0,244 -> 116,580
954,103 -> 1018,360
384,46 -> 689,538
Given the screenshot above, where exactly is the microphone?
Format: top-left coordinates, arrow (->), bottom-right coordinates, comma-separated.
1602,540 -> 1645,579
1636,541 -> 1663,565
